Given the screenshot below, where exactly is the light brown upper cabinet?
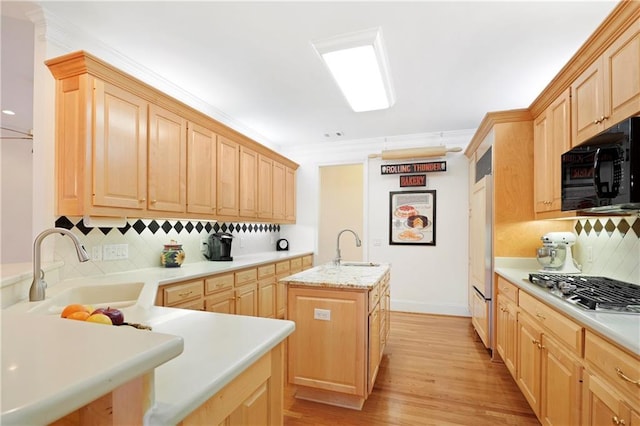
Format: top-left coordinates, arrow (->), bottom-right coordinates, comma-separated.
93,80 -> 149,212
217,136 -> 240,217
285,166 -> 296,222
572,19 -> 640,145
272,161 -> 286,221
187,123 -> 217,215
239,145 -> 258,219
47,50 -> 298,223
148,104 -> 187,214
258,155 -> 273,220
533,89 -> 570,217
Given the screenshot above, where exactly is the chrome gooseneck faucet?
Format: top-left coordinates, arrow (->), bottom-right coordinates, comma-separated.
30,227 -> 90,301
334,229 -> 362,265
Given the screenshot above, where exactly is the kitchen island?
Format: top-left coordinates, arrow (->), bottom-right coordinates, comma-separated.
2,251 -> 310,425
281,262 -> 391,410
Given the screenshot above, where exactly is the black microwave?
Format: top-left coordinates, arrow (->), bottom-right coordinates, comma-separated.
561,117 -> 640,213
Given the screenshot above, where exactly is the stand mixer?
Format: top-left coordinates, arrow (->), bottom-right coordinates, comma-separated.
536,232 -> 582,274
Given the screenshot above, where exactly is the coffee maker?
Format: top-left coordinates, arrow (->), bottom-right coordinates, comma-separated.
203,232 -> 234,261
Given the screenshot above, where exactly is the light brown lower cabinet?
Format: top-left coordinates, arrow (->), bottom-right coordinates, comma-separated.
497,275 -> 640,426
179,343 -> 284,426
286,270 -> 387,411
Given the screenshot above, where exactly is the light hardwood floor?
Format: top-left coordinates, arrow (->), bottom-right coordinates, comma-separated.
284,311 -> 539,425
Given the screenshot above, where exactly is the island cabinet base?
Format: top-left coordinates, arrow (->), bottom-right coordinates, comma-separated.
49,374 -> 153,426
179,343 -> 284,426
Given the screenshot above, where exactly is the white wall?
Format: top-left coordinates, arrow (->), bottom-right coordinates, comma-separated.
282,131 -> 473,316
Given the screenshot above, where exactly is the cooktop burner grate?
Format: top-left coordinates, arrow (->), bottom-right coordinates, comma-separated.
528,274 -> 640,312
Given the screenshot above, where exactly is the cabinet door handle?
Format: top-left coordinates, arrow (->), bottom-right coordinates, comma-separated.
612,415 -> 626,425
536,312 -> 546,320
178,290 -> 193,297
615,368 -> 640,386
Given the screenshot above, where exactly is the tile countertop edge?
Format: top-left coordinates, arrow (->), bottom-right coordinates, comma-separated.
495,266 -> 640,356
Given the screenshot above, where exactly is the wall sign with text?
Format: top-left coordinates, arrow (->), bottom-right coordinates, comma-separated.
381,161 -> 446,175
399,174 -> 426,187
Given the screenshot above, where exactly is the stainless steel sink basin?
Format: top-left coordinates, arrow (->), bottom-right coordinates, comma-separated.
27,282 -> 144,315
340,262 -> 380,267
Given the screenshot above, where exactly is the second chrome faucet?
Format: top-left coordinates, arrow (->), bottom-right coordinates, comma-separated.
334,229 -> 362,265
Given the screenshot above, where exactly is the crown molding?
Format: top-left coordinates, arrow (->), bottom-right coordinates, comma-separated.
34,6 -> 277,151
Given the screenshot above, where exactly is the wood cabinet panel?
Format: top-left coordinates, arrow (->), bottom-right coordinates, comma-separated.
585,331 -> 640,405
258,155 -> 273,219
516,312 -> 543,416
148,104 -> 187,213
258,278 -> 276,319
540,334 -> 582,426
93,80 -> 147,210
205,289 -> 235,314
187,123 -> 216,215
205,273 -> 234,294
217,136 -> 239,217
285,167 -> 296,222
496,294 -> 517,379
272,161 -> 286,221
519,291 -> 583,355
235,283 -> 258,317
583,372 -> 639,426
603,19 -> 640,130
287,287 -> 366,397
533,89 -> 570,215
239,146 -> 258,218
162,280 -> 203,307
235,268 -> 258,286
367,302 -> 381,394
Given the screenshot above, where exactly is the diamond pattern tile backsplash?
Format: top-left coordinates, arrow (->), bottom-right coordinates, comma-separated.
53,216 -> 281,280
572,216 -> 640,284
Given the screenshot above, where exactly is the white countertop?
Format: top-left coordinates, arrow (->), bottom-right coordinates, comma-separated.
281,262 -> 390,289
1,312 -> 183,426
2,251 -> 306,425
495,264 -> 640,356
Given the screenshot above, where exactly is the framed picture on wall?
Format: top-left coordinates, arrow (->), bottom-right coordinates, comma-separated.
389,190 -> 436,246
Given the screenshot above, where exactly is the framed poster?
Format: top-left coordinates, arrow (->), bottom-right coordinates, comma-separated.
389,190 -> 436,245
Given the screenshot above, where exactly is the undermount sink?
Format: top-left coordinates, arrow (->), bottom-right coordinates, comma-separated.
27,282 -> 145,315
340,262 -> 380,267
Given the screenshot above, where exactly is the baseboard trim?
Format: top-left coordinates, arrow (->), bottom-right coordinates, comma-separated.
391,299 -> 471,317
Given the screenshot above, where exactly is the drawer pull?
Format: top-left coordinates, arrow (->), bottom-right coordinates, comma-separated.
178,290 -> 193,297
612,415 -> 625,425
536,312 -> 546,320
615,368 -> 640,386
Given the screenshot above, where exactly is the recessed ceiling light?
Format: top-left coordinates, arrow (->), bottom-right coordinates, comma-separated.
2,110 -> 16,115
312,27 -> 395,113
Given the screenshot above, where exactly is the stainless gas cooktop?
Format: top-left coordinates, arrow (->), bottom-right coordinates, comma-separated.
528,273 -> 640,314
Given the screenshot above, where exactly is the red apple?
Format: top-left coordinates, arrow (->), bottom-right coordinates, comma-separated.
91,307 -> 124,325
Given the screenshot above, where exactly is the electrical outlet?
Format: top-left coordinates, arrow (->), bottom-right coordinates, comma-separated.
373,239 -> 381,247
314,308 -> 331,321
91,246 -> 102,261
103,244 -> 128,260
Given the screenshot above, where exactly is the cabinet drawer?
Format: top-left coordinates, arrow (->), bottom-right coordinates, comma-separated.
519,291 -> 583,354
258,264 -> 275,279
171,298 -> 204,311
585,331 -> 640,404
497,276 -> 518,303
205,273 -> 234,294
163,280 -> 203,306
302,255 -> 313,268
235,268 -> 257,285
275,261 -> 290,274
290,257 -> 302,270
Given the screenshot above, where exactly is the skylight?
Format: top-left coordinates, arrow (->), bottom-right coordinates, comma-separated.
312,27 -> 395,112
